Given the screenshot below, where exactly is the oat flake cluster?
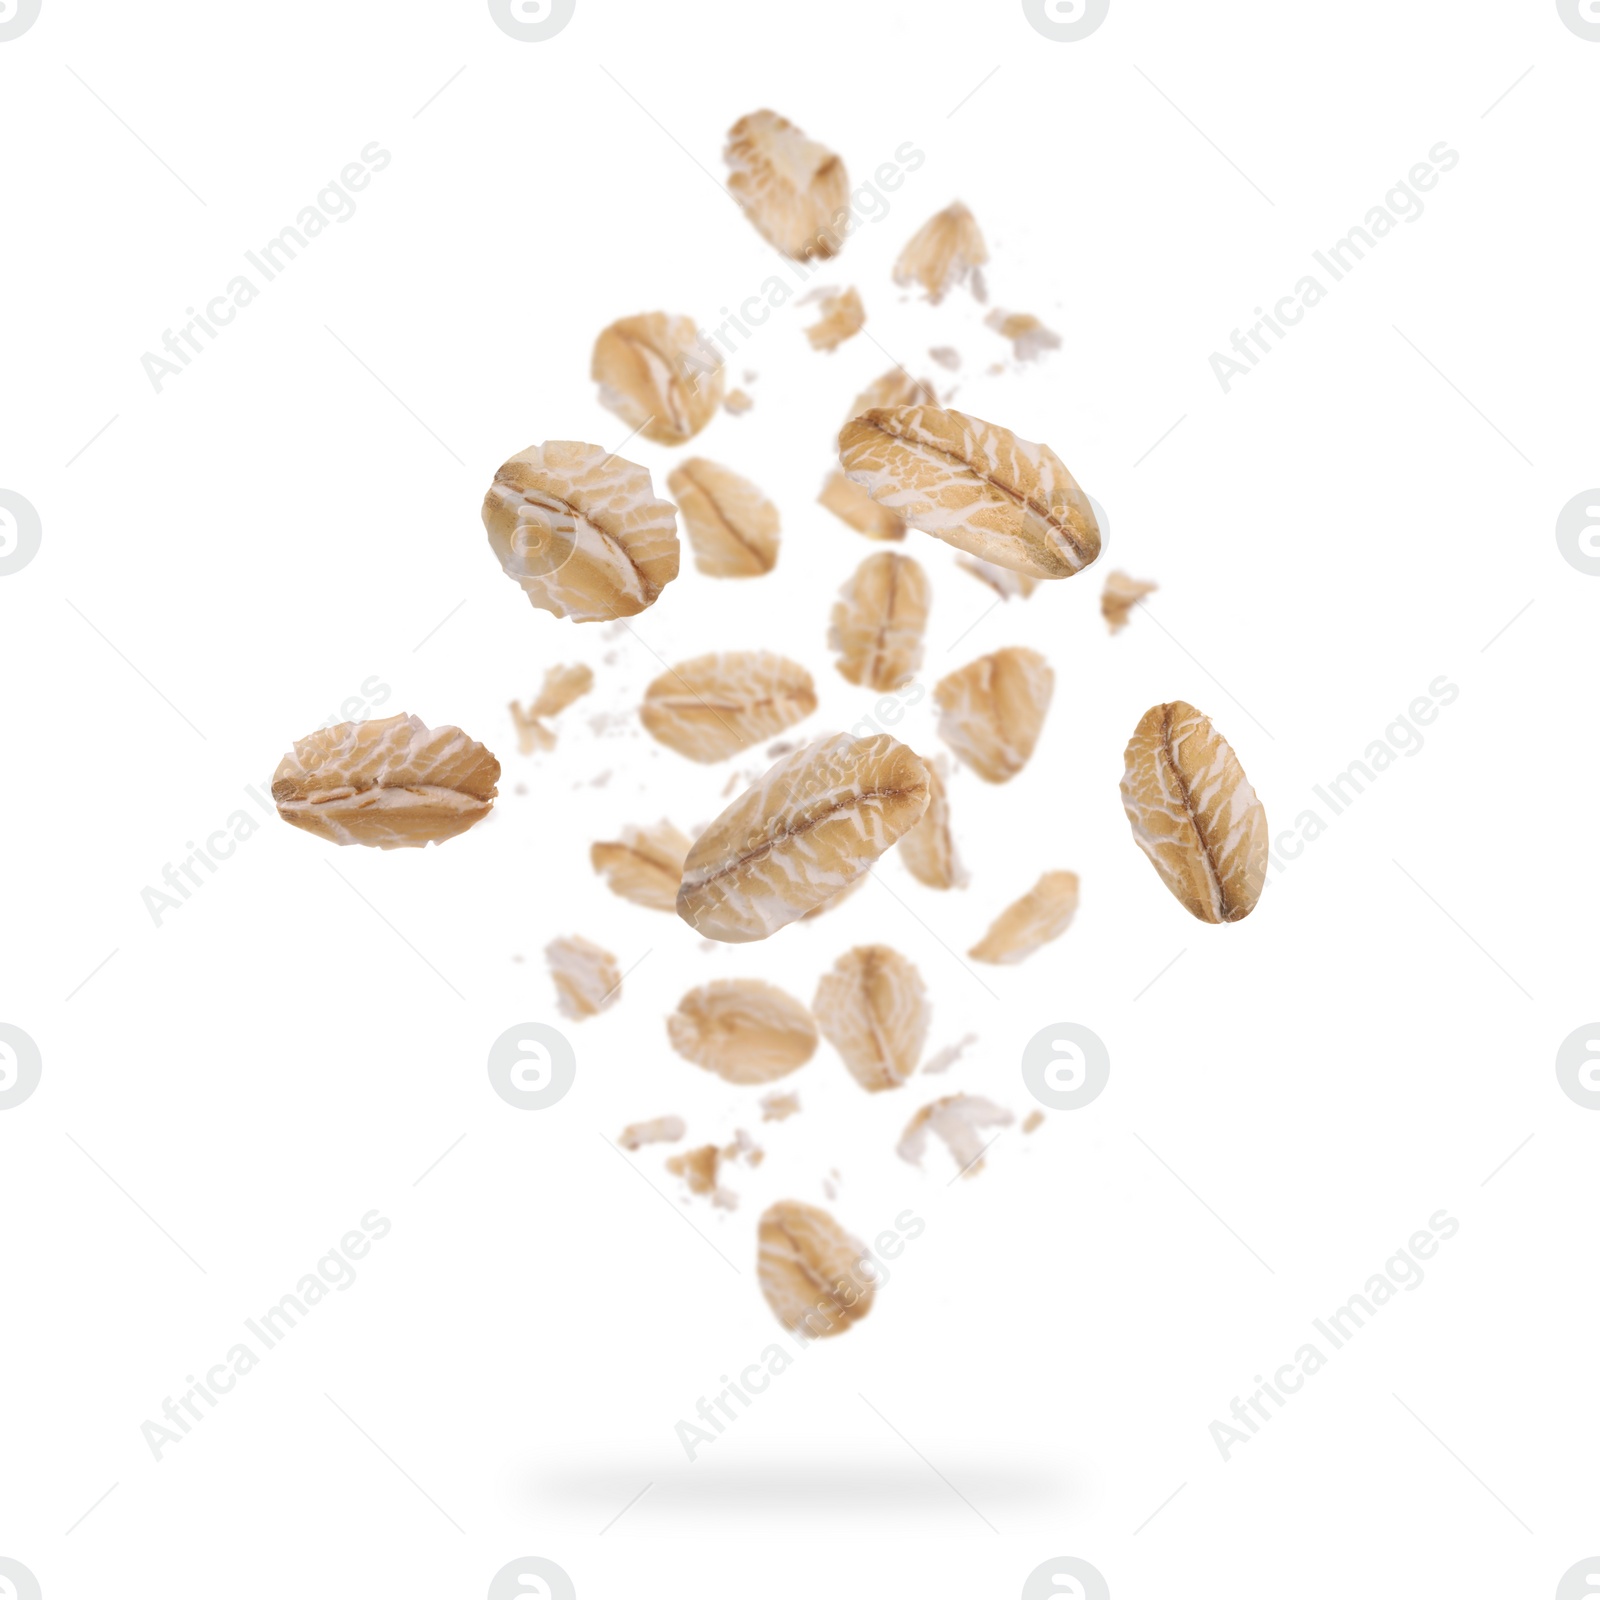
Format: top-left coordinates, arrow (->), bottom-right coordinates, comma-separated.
269,103 -> 1267,1339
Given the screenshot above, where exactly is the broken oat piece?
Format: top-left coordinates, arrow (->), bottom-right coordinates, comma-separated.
897,754 -> 967,890
929,346 -> 961,371
668,1144 -> 738,1209
757,1200 -> 874,1337
969,871 -> 1080,964
829,552 -> 930,690
483,441 -> 680,624
724,110 -> 849,262
897,1094 -> 1013,1178
545,935 -> 622,1019
590,820 -> 692,912
819,471 -> 906,542
676,735 -> 930,942
724,388 -> 755,415
1121,701 -> 1267,924
934,647 -> 1053,784
985,309 -> 1061,362
667,459 -> 780,577
893,201 -> 989,304
667,978 -> 818,1084
920,1032 -> 977,1076
847,370 -> 939,424
802,286 -> 865,352
640,651 -> 816,763
591,313 -> 723,445
760,1090 -> 802,1122
958,556 -> 1038,601
510,662 -> 595,753
619,1116 -> 686,1150
1102,571 -> 1159,634
271,714 -> 499,850
1021,1110 -> 1044,1134
813,945 -> 930,1093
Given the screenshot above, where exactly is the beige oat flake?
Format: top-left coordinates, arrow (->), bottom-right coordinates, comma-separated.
545,935 -> 622,1019
846,369 -> 939,425
510,662 -> 595,753
760,1090 -> 802,1122
818,471 -> 905,542
272,715 -> 500,850
1102,570 -> 1159,633
724,110 -> 850,262
1121,701 -> 1267,924
813,945 -> 930,1093
934,647 -> 1053,783
757,1200 -> 875,1337
590,820 -> 691,912
591,312 -> 723,445
985,308 -> 1061,362
802,286 -> 865,352
837,405 -> 1101,579
893,202 -> 988,304
829,551 -> 930,690
897,1094 -> 1013,1178
898,754 -> 967,889
667,459 -> 780,577
969,871 -> 1080,964
619,1116 -> 686,1150
640,651 -> 816,763
667,979 -> 818,1084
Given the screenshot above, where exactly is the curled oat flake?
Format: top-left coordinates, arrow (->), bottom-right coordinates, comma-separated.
829,551 -> 930,690
757,1200 -> 874,1337
677,734 -> 930,943
969,871 -> 1080,964
619,1116 -> 686,1150
590,820 -> 692,912
934,647 -> 1053,784
958,555 -> 1037,601
667,979 -> 818,1084
1102,570 -> 1159,633
802,286 -> 865,352
813,945 -> 930,1093
893,201 -> 989,304
897,1095 -> 1013,1178
640,651 -> 816,764
591,312 -> 723,445
1121,701 -> 1267,924
725,110 -> 849,262
483,441 -> 679,624
985,309 -> 1061,362
838,405 -> 1101,579
272,715 -> 499,850
897,754 -> 967,890
819,471 -> 905,542
667,459 -> 780,577
545,935 -> 622,1019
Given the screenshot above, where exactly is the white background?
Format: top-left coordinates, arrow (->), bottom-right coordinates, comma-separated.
2,1 -> 1597,1596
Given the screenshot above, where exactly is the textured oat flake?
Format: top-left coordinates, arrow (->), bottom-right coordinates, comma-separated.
829,551 -> 930,690
813,945 -> 930,1093
591,313 -> 724,445
724,110 -> 850,261
545,935 -> 622,1019
619,1116 -> 685,1150
897,1095 -> 1013,1178
846,370 -> 939,425
893,202 -> 989,304
640,651 -> 816,763
511,663 -> 595,753
802,286 -> 865,352
969,871 -> 1080,964
757,1200 -> 874,1337
818,471 -> 906,542
1102,570 -> 1159,633
897,754 -> 968,889
667,459 -> 780,577
590,820 -> 692,912
666,979 -> 819,1084
934,647 -> 1053,783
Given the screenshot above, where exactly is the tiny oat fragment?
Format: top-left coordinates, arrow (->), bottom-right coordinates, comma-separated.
958,556 -> 1037,601
757,1200 -> 874,1337
619,1115 -> 686,1150
969,871 -> 1079,964
668,1144 -> 737,1208
829,551 -> 930,690
985,309 -> 1061,362
272,715 -> 499,850
920,1032 -> 976,1076
591,312 -> 723,445
929,346 -> 961,371
725,110 -> 849,261
897,754 -> 967,889
483,441 -> 679,623
893,202 -> 988,304
511,662 -> 595,753
667,459 -> 780,577
1021,1109 -> 1045,1134
724,388 -> 755,415
813,945 -> 930,1093
545,935 -> 622,1019
667,979 -> 818,1083
838,405 -> 1100,579
760,1090 -> 802,1122
819,471 -> 905,542
897,1095 -> 1013,1177
802,286 -> 865,352
640,651 -> 816,763
1121,701 -> 1267,923
590,820 -> 692,912
1102,571 -> 1159,633
677,735 -> 930,942
934,647 -> 1053,783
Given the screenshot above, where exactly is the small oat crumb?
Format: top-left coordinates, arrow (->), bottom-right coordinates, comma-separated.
929,346 -> 961,371
985,308 -> 1061,362
620,1115 -> 687,1150
760,1090 -> 802,1122
724,388 -> 755,415
801,286 -> 865,352
1022,1110 -> 1045,1134
921,1033 -> 977,1076
1102,571 -> 1159,633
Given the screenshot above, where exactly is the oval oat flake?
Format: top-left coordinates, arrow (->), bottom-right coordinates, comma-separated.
724,110 -> 849,262
666,979 -> 818,1084
969,871 -> 1079,964
590,820 -> 692,912
933,647 -> 1053,784
813,945 -> 930,1093
666,458 -> 779,577
837,405 -> 1101,579
757,1200 -> 874,1338
591,312 -> 724,445
897,755 -> 967,889
677,734 -> 931,943
829,551 -> 930,690
639,651 -> 816,764
1121,701 -> 1267,924
482,441 -> 679,624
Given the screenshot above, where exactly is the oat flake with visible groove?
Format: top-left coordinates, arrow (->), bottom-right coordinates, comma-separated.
829,551 -> 930,690
640,651 -> 816,764
667,459 -> 780,577
724,111 -> 850,262
591,312 -> 724,445
590,820 -> 692,912
813,945 -> 930,1093
933,647 -> 1053,784
666,979 -> 819,1084
969,871 -> 1079,964
757,1199 -> 874,1337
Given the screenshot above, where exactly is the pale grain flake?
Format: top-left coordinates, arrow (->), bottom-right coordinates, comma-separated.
897,754 -> 967,889
893,201 -> 989,304
969,870 -> 1079,964
828,551 -> 930,690
818,471 -> 905,542
929,346 -> 961,372
668,1145 -> 737,1208
590,819 -> 692,912
666,978 -> 818,1084
897,1095 -> 1013,1178
545,935 -> 622,1018
483,441 -> 679,624
760,1090 -> 802,1121
757,1200 -> 875,1338
801,287 -> 865,352
640,651 -> 816,763
666,458 -> 780,577
619,1115 -> 685,1150
934,647 -> 1053,783
985,308 -> 1061,362
812,945 -> 930,1093
724,110 -> 849,262
1021,1109 -> 1045,1134
590,312 -> 723,445
677,734 -> 930,942
920,1031 -> 976,1076
958,555 -> 1037,601
272,714 -> 500,849
1121,701 -> 1268,924
510,662 -> 594,753
846,369 -> 939,424
724,388 -> 755,415
1102,570 -> 1159,633
837,405 -> 1101,579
